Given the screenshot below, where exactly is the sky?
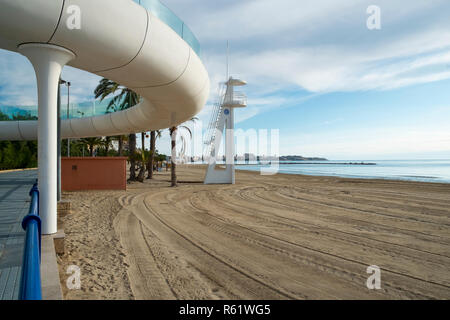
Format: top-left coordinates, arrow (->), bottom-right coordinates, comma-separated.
1,0 -> 450,160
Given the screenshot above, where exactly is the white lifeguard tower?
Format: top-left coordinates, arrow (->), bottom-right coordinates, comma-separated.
204,77 -> 247,184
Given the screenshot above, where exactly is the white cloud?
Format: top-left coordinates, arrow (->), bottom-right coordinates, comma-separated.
60,66 -> 102,103
2,0 -> 450,107
0,50 -> 36,106
0,49 -> 101,107
207,28 -> 450,94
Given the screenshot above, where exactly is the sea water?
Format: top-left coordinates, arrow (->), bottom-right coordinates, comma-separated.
235,160 -> 450,184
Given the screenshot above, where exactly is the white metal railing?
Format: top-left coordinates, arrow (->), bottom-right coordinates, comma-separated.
223,91 -> 247,107
232,92 -> 247,106
203,83 -> 226,158
203,85 -> 247,159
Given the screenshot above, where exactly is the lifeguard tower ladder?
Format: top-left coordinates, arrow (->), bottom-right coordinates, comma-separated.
204,77 -> 247,184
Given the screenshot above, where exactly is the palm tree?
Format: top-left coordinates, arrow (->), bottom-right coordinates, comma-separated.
170,126 -> 178,187
147,130 -> 162,179
169,118 -> 197,187
94,78 -> 119,102
94,78 -> 140,181
80,137 -> 103,157
104,99 -> 127,156
128,133 -> 138,181
112,134 -> 127,156
136,132 -> 147,182
102,136 -> 113,155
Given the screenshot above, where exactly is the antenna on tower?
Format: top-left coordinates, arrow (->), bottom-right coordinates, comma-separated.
226,40 -> 229,81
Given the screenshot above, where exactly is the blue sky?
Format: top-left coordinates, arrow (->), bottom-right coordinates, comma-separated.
1,0 -> 450,159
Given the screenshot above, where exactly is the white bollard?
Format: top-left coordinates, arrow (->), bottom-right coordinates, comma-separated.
18,43 -> 75,235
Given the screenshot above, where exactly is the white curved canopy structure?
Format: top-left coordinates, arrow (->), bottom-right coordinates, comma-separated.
0,0 -> 209,235
0,0 -> 210,140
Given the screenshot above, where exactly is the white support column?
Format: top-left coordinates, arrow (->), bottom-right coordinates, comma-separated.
225,108 -> 235,184
204,107 -> 234,184
18,43 -> 75,235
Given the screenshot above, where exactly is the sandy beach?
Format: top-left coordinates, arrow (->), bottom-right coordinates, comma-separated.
57,165 -> 450,300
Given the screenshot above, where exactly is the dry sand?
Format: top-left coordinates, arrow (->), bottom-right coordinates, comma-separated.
57,165 -> 450,300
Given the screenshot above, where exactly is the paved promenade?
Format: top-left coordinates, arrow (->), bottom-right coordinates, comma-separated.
0,170 -> 37,300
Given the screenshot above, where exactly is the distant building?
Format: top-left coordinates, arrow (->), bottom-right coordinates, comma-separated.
244,153 -> 256,162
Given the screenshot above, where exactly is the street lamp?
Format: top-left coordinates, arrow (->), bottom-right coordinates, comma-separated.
59,79 -> 71,157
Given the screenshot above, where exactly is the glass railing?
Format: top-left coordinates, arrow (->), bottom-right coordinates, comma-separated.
0,97 -> 120,121
134,0 -> 201,57
58,98 -> 118,119
231,92 -> 248,106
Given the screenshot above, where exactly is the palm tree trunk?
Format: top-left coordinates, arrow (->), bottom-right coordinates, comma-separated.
137,162 -> 145,182
118,135 -> 123,156
136,132 -> 146,182
147,131 -> 156,179
105,138 -> 110,155
170,127 -> 177,187
128,133 -> 136,181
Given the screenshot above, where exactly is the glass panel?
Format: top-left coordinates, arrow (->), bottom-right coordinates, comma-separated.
65,97 -> 121,119
136,0 -> 201,57
182,23 -> 201,56
0,105 -> 37,120
139,0 -> 183,37
0,97 -> 121,121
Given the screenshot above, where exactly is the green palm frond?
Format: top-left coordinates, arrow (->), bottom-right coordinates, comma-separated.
95,78 -> 140,113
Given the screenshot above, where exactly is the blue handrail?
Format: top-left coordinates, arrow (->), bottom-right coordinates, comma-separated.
18,182 -> 42,300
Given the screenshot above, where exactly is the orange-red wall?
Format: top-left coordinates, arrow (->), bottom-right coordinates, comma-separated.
61,157 -> 127,191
